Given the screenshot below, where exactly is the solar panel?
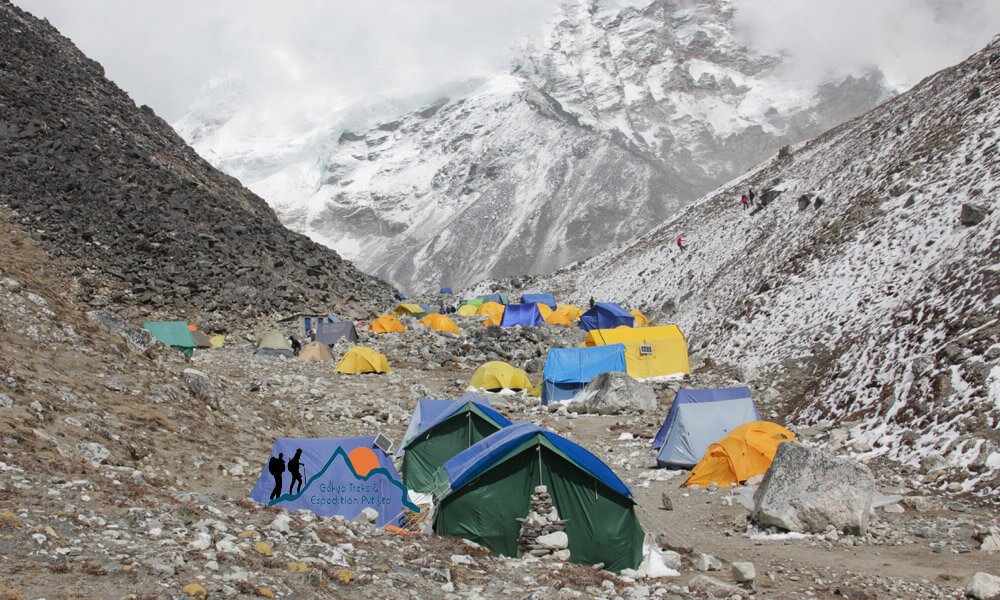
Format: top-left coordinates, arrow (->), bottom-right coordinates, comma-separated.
639,344 -> 653,355
373,433 -> 393,455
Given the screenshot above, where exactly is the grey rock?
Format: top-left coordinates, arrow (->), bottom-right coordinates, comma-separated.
182,368 -> 218,409
76,442 -> 111,467
0,394 -> 12,408
695,552 -> 722,571
86,310 -> 126,333
566,371 -> 656,415
536,531 -> 569,550
751,442 -> 874,535
731,561 -> 756,582
960,203 -> 988,226
120,324 -> 157,354
967,572 -> 1000,600
687,574 -> 745,597
1,278 -> 21,293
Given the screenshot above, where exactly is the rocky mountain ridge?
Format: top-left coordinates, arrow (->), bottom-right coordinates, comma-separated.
526,32 -> 1000,497
0,0 -> 395,327
176,0 -> 894,293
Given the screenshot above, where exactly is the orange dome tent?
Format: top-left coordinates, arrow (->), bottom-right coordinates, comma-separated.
684,421 -> 796,488
469,361 -> 532,392
420,313 -> 460,334
629,310 -> 649,327
555,304 -> 584,321
369,315 -> 406,333
475,301 -> 505,317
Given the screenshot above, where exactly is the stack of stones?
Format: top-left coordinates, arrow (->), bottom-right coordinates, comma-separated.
516,485 -> 570,560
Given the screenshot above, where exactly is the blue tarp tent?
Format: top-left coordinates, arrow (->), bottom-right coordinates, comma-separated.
653,387 -> 761,468
541,344 -> 627,405
249,436 -> 417,528
520,293 -> 556,308
435,422 -> 644,572
327,315 -> 342,323
441,287 -> 453,294
578,302 -> 634,332
395,292 -> 406,301
500,303 -> 544,327
395,392 -> 508,457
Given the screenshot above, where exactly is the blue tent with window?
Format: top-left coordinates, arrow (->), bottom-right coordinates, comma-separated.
541,344 -> 627,404
520,293 -> 556,308
653,387 -> 761,469
578,302 -> 634,332
434,422 -> 644,572
499,303 -> 544,327
395,392 -> 504,457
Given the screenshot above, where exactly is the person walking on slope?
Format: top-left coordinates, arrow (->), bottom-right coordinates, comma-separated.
676,236 -> 686,252
741,194 -> 749,210
748,188 -> 756,206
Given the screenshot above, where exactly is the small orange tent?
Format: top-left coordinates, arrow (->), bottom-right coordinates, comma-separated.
369,315 -> 406,333
482,311 -> 503,327
419,313 -> 460,334
684,421 -> 796,488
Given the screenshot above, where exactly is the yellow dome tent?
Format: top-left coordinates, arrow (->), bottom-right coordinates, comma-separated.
392,303 -> 426,317
629,310 -> 649,327
369,315 -> 407,333
336,346 -> 391,374
475,301 -> 505,317
555,304 -> 584,320
685,421 -> 796,488
420,313 -> 460,334
469,361 -> 532,392
457,304 -> 478,317
296,340 -> 335,362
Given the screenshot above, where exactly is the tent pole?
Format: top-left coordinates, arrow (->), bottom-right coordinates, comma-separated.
467,412 -> 472,447
537,444 -> 542,487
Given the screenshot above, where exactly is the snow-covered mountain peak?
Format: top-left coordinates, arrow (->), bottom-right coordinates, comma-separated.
177,0 -> 894,293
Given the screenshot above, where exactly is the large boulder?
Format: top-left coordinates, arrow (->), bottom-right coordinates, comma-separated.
565,371 -> 657,415
183,368 -> 219,409
86,310 -> 156,353
751,442 -> 874,535
960,203 -> 988,226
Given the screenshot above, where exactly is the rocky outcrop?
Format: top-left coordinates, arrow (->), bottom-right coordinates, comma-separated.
0,2 -> 394,323
751,442 -> 875,535
566,371 -> 657,414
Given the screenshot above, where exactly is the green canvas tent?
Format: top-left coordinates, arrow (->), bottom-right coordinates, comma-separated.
143,321 -> 196,357
399,394 -> 512,493
435,422 -> 644,572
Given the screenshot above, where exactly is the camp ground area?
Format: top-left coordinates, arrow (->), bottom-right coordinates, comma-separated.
118,291 -> 999,597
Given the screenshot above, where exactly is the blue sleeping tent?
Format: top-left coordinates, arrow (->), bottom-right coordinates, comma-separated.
435,422 -> 645,572
578,302 -> 634,332
441,288 -> 453,294
500,303 -> 544,327
541,344 -> 627,405
653,387 -> 761,469
520,293 -> 557,308
394,292 -> 406,301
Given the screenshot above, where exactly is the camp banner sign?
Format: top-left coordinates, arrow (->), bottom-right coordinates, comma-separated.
249,436 -> 417,528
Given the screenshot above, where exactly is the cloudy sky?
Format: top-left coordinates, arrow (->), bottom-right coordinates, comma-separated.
15,0 -> 1000,123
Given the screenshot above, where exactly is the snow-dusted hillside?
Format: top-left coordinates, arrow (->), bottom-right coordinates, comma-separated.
534,35 -> 1000,496
176,0 -> 892,293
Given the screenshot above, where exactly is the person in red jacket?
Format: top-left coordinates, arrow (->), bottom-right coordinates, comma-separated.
741,194 -> 749,210
676,236 -> 686,251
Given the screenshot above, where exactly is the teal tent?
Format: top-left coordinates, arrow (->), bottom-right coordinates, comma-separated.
143,321 -> 196,357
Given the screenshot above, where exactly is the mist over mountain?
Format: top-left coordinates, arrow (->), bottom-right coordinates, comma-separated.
524,33 -> 1000,495
176,0 -> 894,293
